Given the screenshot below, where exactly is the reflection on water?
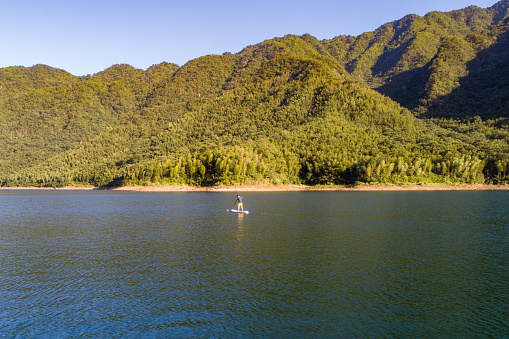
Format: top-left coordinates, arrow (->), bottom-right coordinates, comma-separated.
0,190 -> 508,338
237,211 -> 245,222
236,213 -> 245,236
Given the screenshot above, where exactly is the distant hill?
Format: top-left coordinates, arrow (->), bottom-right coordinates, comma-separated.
0,1 -> 508,187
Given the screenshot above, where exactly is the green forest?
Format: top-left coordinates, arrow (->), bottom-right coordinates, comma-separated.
1,0 -> 509,188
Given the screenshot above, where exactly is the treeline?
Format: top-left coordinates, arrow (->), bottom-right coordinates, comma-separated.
4,142 -> 506,188
105,149 -> 493,186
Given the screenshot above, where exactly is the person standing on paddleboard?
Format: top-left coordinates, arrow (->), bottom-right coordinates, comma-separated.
235,195 -> 244,211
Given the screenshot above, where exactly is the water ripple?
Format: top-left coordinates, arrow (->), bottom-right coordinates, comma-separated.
0,191 -> 508,337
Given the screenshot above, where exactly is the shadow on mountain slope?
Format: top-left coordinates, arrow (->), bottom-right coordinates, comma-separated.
423,24 -> 509,120
373,65 -> 429,110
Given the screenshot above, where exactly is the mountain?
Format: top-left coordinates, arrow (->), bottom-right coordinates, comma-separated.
320,0 -> 509,117
0,1 -> 508,187
0,64 -> 77,101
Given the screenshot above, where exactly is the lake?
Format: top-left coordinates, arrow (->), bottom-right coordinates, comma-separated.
1,190 -> 508,338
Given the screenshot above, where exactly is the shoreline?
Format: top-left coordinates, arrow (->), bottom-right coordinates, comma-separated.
1,184 -> 508,192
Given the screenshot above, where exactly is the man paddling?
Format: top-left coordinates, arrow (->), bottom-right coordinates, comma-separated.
235,195 -> 244,211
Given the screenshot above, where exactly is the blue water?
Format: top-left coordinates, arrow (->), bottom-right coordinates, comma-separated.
0,190 -> 508,338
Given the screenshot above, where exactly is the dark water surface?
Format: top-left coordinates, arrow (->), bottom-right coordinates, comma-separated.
0,190 -> 508,338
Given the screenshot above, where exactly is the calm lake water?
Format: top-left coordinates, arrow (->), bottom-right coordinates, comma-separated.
0,190 -> 508,338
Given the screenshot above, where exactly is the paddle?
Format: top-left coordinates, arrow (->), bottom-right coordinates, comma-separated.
227,200 -> 236,213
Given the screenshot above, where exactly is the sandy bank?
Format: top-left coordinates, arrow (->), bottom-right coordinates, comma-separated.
106,184 -> 509,192
1,184 -> 508,192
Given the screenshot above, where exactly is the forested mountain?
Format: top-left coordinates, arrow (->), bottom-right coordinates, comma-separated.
321,0 -> 509,117
1,1 -> 508,187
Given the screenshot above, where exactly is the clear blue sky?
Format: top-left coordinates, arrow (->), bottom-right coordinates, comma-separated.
0,0 -> 498,76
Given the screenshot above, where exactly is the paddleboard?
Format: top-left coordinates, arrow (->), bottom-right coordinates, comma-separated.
227,209 -> 249,214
